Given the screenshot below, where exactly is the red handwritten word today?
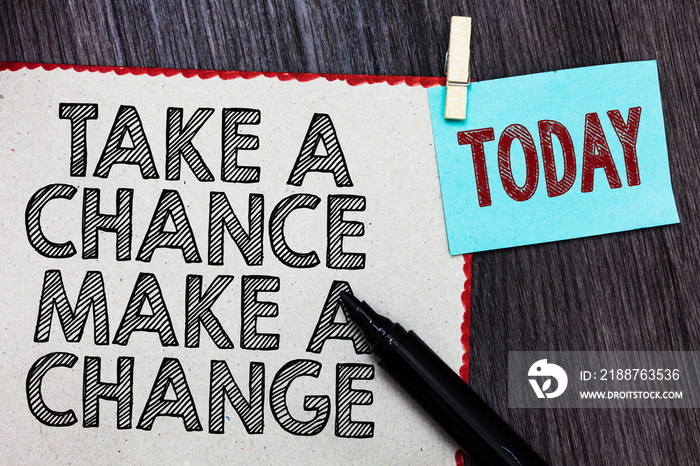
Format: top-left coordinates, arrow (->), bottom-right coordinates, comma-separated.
457,107 -> 642,207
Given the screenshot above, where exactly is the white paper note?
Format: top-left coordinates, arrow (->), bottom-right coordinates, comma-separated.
0,65 -> 464,465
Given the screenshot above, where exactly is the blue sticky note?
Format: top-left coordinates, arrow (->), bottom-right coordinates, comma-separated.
428,61 -> 679,254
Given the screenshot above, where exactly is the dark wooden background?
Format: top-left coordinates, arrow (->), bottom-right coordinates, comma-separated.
2,1 -> 699,464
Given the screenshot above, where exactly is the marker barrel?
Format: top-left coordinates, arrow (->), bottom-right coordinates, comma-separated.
339,293 -> 548,465
378,329 -> 548,465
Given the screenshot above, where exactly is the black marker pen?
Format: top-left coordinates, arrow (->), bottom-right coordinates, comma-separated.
339,292 -> 548,466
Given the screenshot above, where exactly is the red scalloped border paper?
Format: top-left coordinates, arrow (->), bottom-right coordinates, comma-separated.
460,253 -> 472,384
0,60 -> 470,463
455,253 -> 473,466
0,61 -> 446,88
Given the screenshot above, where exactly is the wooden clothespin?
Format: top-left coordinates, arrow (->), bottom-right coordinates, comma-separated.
444,16 -> 472,120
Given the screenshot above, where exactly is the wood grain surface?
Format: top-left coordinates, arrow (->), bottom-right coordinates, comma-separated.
2,1 -> 699,464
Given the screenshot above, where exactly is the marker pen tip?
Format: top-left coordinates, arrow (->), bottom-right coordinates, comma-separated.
339,291 -> 361,313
